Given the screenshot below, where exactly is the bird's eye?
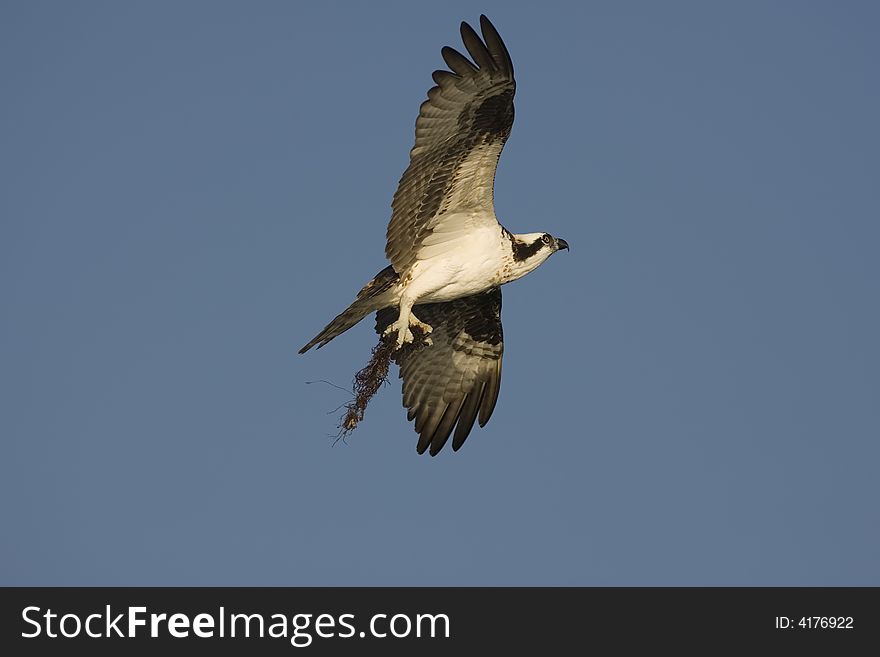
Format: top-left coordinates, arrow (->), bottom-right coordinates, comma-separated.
541,234 -> 552,245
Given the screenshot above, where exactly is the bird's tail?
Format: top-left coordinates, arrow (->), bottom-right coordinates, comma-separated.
298,265 -> 399,354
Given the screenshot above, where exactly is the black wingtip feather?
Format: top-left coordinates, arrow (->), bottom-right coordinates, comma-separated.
441,46 -> 478,76
478,361 -> 502,427
452,383 -> 486,451
428,397 -> 465,456
479,15 -> 514,76
459,20 -> 495,72
417,403 -> 447,454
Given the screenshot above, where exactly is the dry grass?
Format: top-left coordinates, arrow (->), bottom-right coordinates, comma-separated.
338,335 -> 394,436
336,328 -> 427,439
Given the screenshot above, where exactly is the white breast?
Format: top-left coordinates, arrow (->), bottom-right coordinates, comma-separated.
403,220 -> 506,304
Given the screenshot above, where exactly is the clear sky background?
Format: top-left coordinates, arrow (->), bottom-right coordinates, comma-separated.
2,1 -> 878,585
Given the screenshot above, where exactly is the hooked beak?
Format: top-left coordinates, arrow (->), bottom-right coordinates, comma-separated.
555,237 -> 569,251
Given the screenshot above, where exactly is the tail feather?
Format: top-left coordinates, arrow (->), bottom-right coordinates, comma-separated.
299,265 -> 399,354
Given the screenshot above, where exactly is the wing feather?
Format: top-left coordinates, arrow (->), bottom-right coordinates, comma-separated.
478,14 -> 514,75
441,46 -> 478,76
479,358 -> 502,426
453,380 -> 486,451
460,21 -> 496,71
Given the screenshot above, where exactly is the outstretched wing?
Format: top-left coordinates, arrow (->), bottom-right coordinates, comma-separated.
375,288 -> 504,455
386,15 -> 516,274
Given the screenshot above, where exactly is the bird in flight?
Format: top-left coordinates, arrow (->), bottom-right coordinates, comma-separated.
300,15 -> 568,455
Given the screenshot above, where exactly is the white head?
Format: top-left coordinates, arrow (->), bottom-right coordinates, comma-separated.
504,231 -> 569,282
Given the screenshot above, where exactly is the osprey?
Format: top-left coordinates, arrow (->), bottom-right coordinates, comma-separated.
300,15 -> 568,455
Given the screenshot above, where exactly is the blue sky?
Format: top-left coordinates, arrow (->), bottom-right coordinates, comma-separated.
2,1 -> 878,585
